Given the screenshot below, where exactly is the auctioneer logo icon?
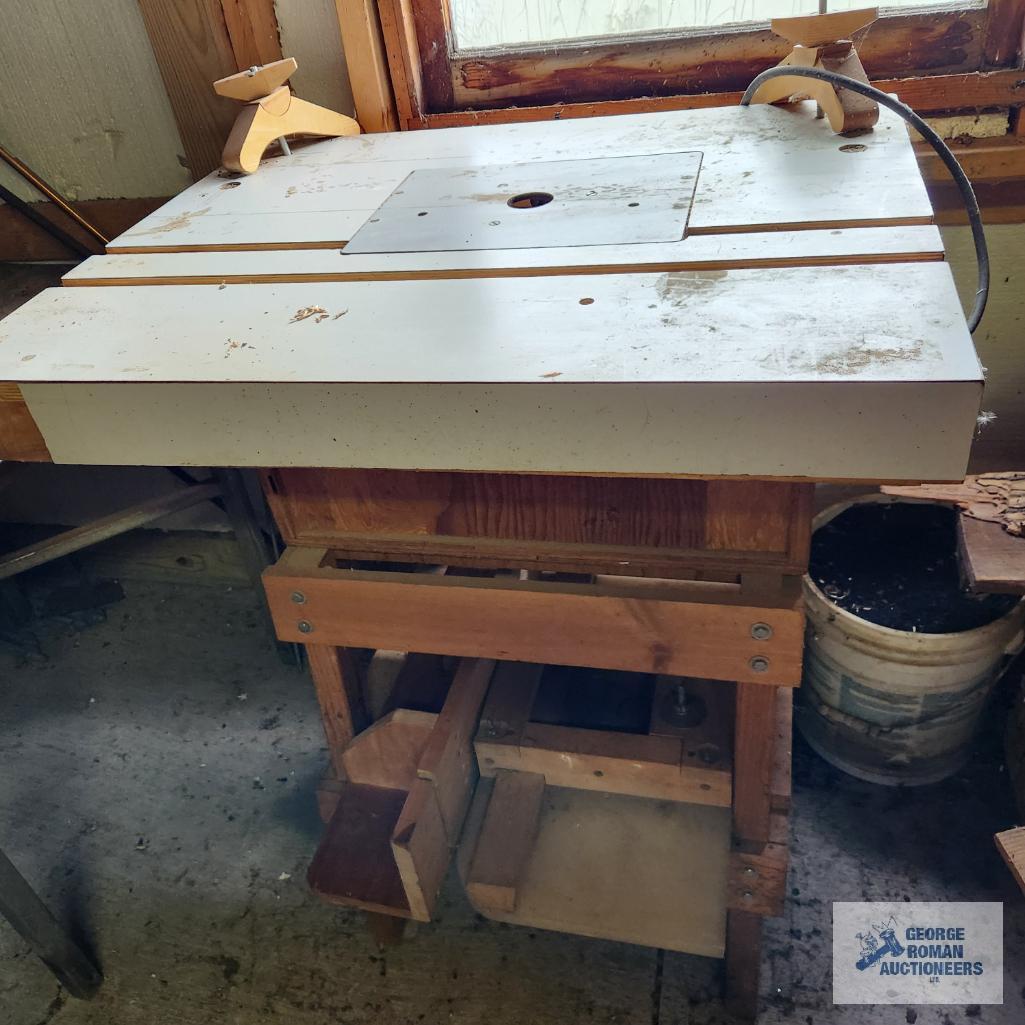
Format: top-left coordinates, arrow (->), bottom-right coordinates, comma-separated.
855,916 -> 905,971
833,902 -> 1003,1005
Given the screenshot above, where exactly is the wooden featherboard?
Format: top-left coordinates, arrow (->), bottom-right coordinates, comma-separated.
0,101 -> 984,481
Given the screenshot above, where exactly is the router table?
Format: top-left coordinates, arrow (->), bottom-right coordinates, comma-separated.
0,100 -> 983,1016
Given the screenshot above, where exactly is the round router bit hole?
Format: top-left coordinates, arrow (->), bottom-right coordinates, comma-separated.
507,191 -> 554,209
417,210 -> 429,216
628,201 -> 640,207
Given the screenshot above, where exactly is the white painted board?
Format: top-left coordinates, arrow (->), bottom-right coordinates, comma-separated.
106,103 -> 931,252
0,263 -> 982,479
0,265 -> 980,385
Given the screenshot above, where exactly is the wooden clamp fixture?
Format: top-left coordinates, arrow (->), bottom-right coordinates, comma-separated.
747,8 -> 880,135
213,57 -> 361,174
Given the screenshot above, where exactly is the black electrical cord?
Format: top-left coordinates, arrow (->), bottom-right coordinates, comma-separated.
740,66 -> 989,333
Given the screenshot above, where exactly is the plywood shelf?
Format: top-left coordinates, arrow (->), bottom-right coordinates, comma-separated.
457,779 -> 732,957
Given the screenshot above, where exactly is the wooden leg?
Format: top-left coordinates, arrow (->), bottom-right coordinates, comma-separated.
724,909 -> 762,1019
365,911 -> 407,948
732,683 -> 778,849
306,644 -> 370,775
726,682 -> 779,1016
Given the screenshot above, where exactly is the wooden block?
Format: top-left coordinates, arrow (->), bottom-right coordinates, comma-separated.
727,843 -> 789,917
995,827 -> 1025,896
466,770 -> 545,913
307,782 -> 411,917
416,657 -> 496,838
958,515 -> 1025,594
263,552 -> 805,686
340,708 -> 437,790
390,777 -> 450,922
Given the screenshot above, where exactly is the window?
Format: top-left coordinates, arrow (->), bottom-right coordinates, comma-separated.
377,0 -> 1023,126
450,0 -> 971,51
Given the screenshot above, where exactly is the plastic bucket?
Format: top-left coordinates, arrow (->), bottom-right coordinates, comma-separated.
798,497 -> 1025,785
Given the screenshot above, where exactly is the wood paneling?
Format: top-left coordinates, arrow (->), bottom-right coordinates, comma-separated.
264,469 -> 813,577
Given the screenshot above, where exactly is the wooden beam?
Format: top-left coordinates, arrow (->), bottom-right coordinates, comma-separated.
917,136 -> 1025,184
466,770 -> 545,913
137,0 -> 240,179
424,68 -> 1025,131
376,0 -> 425,127
334,0 -> 399,131
306,644 -> 370,774
220,0 -> 282,69
732,684 -> 779,846
0,483 -> 221,580
263,549 -> 805,685
477,721 -> 732,807
984,0 -> 1025,67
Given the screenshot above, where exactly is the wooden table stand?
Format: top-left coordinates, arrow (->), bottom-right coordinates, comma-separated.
260,469 -> 812,1018
0,91 -> 983,1023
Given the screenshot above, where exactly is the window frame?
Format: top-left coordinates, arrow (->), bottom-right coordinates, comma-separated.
374,0 -> 1025,126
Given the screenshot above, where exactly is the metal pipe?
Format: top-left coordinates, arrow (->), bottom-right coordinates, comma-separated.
0,143 -> 109,245
0,180 -> 93,259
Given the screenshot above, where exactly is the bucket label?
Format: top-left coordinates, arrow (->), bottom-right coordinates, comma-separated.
833,902 -> 1002,1005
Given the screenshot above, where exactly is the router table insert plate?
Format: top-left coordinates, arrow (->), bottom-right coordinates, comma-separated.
343,152 -> 702,252
0,102 -> 983,481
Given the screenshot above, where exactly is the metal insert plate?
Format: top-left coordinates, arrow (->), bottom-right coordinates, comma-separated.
343,151 -> 702,253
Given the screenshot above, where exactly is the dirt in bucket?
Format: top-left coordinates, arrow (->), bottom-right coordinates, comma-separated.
809,502 -> 1019,634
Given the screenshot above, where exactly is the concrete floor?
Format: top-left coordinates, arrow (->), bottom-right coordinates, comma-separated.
1,542 -> 1024,1025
